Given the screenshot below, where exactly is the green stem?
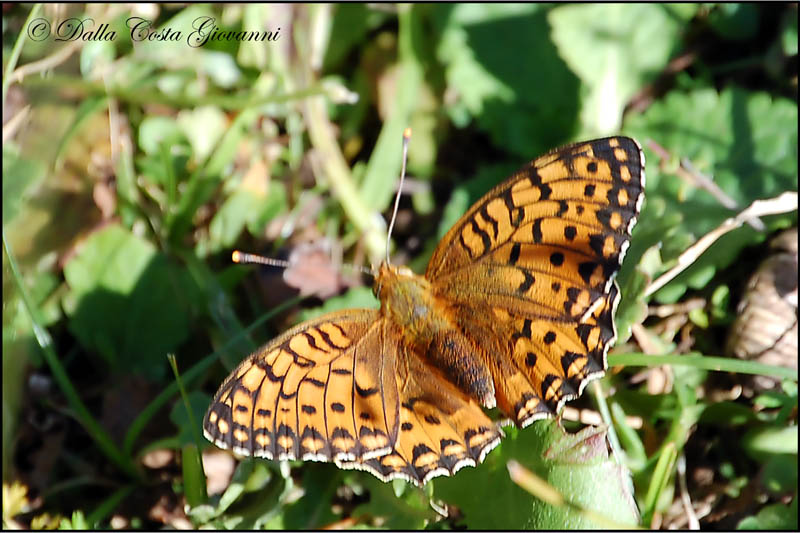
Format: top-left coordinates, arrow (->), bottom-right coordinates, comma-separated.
2,229 -> 140,480
20,74 -> 327,110
642,442 -> 677,526
168,354 -> 207,502
358,4 -> 424,215
608,352 -> 796,380
123,295 -> 303,456
2,4 -> 41,109
590,381 -> 623,464
123,351 -> 213,457
298,7 -> 386,263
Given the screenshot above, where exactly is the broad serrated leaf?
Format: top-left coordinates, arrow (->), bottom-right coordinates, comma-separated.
624,87 -> 798,302
63,225 -> 202,379
549,3 -> 696,136
435,3 -> 580,157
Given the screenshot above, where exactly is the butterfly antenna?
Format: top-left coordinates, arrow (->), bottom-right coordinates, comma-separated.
232,251 -> 372,276
386,127 -> 412,265
232,251 -> 292,269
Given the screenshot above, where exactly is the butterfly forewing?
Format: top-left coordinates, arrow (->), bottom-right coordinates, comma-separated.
426,137 -> 644,281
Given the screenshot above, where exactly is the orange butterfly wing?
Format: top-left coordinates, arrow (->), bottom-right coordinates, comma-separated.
338,328 -> 501,484
203,310 -> 501,485
204,136 -> 645,485
425,136 -> 645,426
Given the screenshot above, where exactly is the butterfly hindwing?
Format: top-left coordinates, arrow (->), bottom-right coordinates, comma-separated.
203,310 -> 503,485
337,325 -> 502,484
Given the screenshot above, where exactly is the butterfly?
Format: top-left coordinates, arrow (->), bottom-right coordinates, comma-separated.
203,136 -> 645,486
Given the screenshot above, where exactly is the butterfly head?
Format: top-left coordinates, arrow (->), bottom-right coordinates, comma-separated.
373,262 -> 436,326
373,262 -> 416,299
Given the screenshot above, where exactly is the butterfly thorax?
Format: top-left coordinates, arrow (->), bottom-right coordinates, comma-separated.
374,263 -> 463,352
374,262 -> 497,405
374,263 -> 441,335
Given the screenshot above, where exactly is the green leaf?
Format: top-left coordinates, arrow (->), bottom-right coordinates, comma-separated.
710,284 -> 731,320
435,421 -> 639,528
435,3 -> 580,157
54,96 -> 109,169
138,116 -> 188,157
614,265 -> 649,344
167,107 -> 262,244
246,182 -> 288,237
235,462 -> 291,529
625,87 -> 798,302
549,4 -> 696,136
297,286 -> 379,323
324,5 -> 389,71
781,9 -> 798,55
761,455 -> 798,495
698,401 -> 757,426
281,465 -> 342,529
436,188 -> 470,242
642,442 -> 677,524
80,39 -> 116,80
2,145 -> 46,226
612,387 -> 678,421
742,425 -> 798,459
708,3 -> 760,41
130,5 -> 221,76
182,444 -> 207,507
59,510 -> 89,530
214,459 -> 258,516
63,225 -> 202,379
170,391 -> 211,447
689,306 -> 709,328
200,51 -> 242,89
357,5 -> 424,214
611,402 -> 647,471
737,498 -> 798,530
86,485 -> 135,528
176,106 -> 229,164
189,458 -> 292,529
350,475 -> 433,529
206,190 -> 265,255
609,353 -> 797,381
